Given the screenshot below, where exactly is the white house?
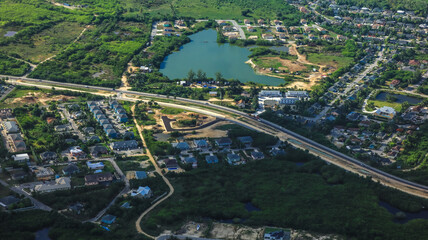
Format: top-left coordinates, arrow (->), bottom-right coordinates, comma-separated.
13,153 -> 30,163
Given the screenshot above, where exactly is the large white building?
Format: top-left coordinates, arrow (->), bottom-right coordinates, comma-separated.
12,153 -> 30,163
259,90 -> 310,109
259,90 -> 282,97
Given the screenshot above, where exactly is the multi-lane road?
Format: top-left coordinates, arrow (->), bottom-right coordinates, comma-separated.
2,74 -> 428,199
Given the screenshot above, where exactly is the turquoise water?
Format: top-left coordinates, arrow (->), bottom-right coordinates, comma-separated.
159,29 -> 285,86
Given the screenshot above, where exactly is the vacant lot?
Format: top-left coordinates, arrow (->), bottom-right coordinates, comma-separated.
256,56 -> 308,72
0,22 -> 85,63
307,53 -> 353,70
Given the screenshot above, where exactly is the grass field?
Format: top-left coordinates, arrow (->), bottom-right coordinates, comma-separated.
368,100 -> 403,112
0,2 -> 65,24
307,53 -> 353,69
253,56 -> 283,69
144,0 -> 300,21
161,107 -> 185,115
0,22 -> 85,63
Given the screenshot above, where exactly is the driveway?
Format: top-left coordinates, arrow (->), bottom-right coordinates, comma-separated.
216,20 -> 246,39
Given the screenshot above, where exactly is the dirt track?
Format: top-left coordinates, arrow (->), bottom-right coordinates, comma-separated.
247,43 -> 334,90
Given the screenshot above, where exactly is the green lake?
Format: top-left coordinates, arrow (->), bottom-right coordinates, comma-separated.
159,29 -> 285,86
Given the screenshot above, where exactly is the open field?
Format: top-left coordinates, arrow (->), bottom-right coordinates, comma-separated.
368,100 -> 403,112
307,53 -> 354,70
255,56 -> 309,72
144,0 -> 302,22
0,22 -> 85,63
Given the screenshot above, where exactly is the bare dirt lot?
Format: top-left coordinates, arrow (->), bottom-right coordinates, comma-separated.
175,222 -> 263,240
8,91 -> 76,106
260,56 -> 308,72
247,44 -> 337,90
174,221 -> 343,240
183,121 -> 229,139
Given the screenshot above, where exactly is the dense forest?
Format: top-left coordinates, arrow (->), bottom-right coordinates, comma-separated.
142,148 -> 428,239
0,53 -> 30,76
0,210 -> 146,240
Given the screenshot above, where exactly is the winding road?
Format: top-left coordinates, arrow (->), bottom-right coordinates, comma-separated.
132,105 -> 175,239
2,75 -> 428,236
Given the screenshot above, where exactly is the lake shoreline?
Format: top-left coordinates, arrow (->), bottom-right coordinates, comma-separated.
245,59 -> 285,80
159,29 -> 285,86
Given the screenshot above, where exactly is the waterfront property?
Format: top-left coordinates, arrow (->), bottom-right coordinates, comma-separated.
160,29 -> 285,86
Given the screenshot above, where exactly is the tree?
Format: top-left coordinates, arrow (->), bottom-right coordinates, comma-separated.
215,72 -> 223,82
401,101 -> 410,112
187,70 -> 195,82
386,94 -> 397,103
196,69 -> 206,81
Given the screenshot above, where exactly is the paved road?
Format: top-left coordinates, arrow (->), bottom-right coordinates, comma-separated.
3,75 -> 428,199
0,179 -> 52,211
216,20 -> 246,39
60,106 -> 85,140
84,157 -> 130,223
161,116 -> 223,132
0,85 -> 15,102
362,90 -> 377,113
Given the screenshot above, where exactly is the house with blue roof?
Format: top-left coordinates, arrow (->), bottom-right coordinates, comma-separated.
193,139 -> 209,149
115,107 -> 126,115
87,161 -> 104,170
86,135 -> 101,143
130,186 -> 152,198
184,157 -> 198,168
122,131 -> 134,140
270,148 -> 286,157
93,109 -> 103,116
87,101 -> 97,107
89,105 -> 100,113
109,100 -> 119,109
205,155 -> 219,164
105,129 -> 118,138
96,114 -> 107,121
172,142 -> 190,151
99,119 -> 110,125
325,115 -> 336,121
117,113 -> 128,123
121,202 -> 131,209
103,124 -> 114,130
237,136 -> 253,147
227,153 -> 241,165
135,171 -> 147,179
101,214 -> 116,225
251,151 -> 265,160
215,138 -> 232,147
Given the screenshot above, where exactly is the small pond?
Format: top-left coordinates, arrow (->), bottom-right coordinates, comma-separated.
245,202 -> 261,212
35,228 -> 51,240
379,201 -> 428,224
375,92 -> 422,105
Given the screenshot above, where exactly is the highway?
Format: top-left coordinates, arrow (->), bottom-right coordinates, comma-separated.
2,74 -> 428,198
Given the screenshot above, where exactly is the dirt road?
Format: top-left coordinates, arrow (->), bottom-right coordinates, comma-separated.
132,105 -> 175,239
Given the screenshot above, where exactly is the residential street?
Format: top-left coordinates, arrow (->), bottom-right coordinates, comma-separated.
0,179 -> 52,211
216,20 -> 246,39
